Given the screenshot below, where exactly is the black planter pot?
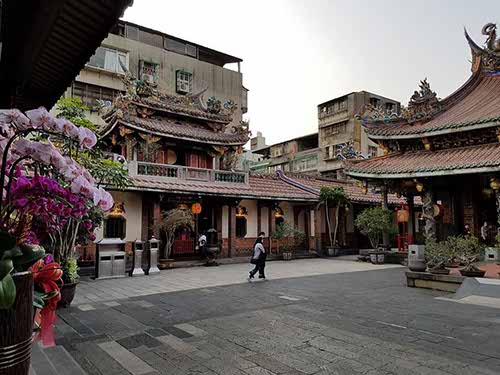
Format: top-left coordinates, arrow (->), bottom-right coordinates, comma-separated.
57,282 -> 78,308
459,269 -> 486,278
0,272 -> 34,375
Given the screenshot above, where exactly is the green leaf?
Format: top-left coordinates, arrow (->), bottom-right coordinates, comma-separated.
2,246 -> 22,261
33,291 -> 46,309
0,260 -> 13,280
0,273 -> 16,309
0,231 -> 17,256
12,244 -> 45,270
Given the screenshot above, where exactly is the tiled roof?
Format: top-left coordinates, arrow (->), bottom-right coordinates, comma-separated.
117,115 -> 248,146
345,143 -> 500,178
127,173 -> 318,201
281,173 -> 402,205
137,97 -> 232,123
365,75 -> 500,138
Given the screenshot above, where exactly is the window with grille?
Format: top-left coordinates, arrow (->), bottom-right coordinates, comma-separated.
322,122 -> 347,137
236,217 -> 247,238
140,60 -> 159,84
385,102 -> 395,112
176,70 -> 193,94
368,146 -> 378,158
369,97 -> 381,107
88,47 -> 128,74
72,82 -> 122,110
105,217 -> 125,239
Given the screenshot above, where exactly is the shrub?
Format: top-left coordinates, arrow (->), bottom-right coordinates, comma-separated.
355,207 -> 397,250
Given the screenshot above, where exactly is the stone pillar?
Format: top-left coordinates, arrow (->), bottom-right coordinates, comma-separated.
257,202 -> 262,234
131,239 -> 145,276
496,189 -> 500,229
422,187 -> 436,239
148,237 -> 160,275
268,204 -> 276,253
228,204 -> 236,257
381,186 -> 390,250
152,199 -> 161,240
407,194 -> 415,238
314,206 -> 322,254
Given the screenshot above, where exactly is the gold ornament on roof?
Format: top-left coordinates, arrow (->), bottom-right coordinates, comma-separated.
139,133 -> 161,144
119,125 -> 134,137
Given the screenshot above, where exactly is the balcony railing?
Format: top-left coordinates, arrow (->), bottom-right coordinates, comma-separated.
129,161 -> 249,185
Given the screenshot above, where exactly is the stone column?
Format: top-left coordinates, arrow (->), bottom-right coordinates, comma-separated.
268,204 -> 276,253
257,202 -> 262,234
228,204 -> 236,258
407,194 -> 415,238
422,187 -> 436,239
496,189 -> 500,229
314,206 -> 322,254
381,186 -> 390,250
152,199 -> 161,240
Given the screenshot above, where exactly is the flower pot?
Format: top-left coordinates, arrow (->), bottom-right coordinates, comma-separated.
369,251 -> 385,264
428,268 -> 450,275
0,272 -> 34,375
158,258 -> 174,270
408,258 -> 427,272
57,282 -> 78,308
459,269 -> 486,278
326,247 -> 339,257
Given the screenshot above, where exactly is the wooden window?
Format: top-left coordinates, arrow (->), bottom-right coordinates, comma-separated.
72,82 -> 122,110
105,217 -> 125,239
236,217 -> 247,238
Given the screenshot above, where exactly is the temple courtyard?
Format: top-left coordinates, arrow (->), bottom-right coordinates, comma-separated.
31,258 -> 500,375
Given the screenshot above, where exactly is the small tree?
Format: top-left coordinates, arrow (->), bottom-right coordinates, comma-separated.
271,221 -> 305,252
355,207 -> 397,250
319,187 -> 349,247
158,209 -> 195,259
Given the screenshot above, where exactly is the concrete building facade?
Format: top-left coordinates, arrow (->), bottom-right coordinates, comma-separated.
318,91 -> 400,178
65,20 -> 247,129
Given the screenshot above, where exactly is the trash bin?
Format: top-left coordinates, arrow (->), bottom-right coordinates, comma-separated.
95,238 -> 127,279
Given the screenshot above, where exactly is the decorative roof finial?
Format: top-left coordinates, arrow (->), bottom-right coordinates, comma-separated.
482,23 -> 500,52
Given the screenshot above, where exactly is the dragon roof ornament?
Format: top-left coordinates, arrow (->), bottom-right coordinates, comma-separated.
402,78 -> 441,124
465,22 -> 500,74
355,103 -> 403,124
336,142 -> 366,160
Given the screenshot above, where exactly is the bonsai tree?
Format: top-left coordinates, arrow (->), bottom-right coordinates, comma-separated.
425,238 -> 452,270
355,206 -> 397,250
455,235 -> 485,273
271,222 -> 305,253
158,208 -> 195,259
319,186 -> 349,248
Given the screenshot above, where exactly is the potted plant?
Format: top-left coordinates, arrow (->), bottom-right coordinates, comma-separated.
157,208 -> 194,268
424,238 -> 451,274
319,186 -> 349,256
456,236 -> 486,277
355,207 -> 397,264
58,258 -> 80,308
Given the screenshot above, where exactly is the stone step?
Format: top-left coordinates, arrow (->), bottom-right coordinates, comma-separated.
42,345 -> 87,375
30,343 -> 58,375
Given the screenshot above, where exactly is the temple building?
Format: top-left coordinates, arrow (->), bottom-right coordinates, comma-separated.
86,74 -> 403,260
344,23 -> 500,242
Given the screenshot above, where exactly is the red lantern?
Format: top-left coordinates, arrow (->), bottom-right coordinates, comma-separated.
191,203 -> 202,215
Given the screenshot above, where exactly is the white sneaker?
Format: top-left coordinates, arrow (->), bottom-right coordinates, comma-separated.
246,277 -> 252,282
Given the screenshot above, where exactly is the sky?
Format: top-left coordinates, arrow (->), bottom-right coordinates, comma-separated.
123,0 -> 500,145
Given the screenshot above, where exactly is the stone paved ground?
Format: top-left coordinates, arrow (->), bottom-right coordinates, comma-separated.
73,258 -> 401,305
35,259 -> 500,375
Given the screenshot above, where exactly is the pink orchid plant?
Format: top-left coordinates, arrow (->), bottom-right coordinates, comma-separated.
0,107 -> 113,345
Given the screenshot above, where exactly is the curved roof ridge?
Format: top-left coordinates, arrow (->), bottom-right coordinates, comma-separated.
276,170 -> 320,195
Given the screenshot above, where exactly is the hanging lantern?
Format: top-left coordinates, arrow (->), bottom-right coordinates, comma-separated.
415,181 -> 424,192
191,203 -> 202,215
490,178 -> 500,190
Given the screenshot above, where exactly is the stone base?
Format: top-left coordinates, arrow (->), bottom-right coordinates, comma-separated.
406,271 -> 464,292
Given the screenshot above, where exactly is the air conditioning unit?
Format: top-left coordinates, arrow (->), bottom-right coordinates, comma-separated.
177,81 -> 190,94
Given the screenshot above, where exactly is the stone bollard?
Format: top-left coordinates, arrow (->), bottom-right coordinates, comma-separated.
408,244 -> 427,272
148,236 -> 160,275
130,239 -> 145,276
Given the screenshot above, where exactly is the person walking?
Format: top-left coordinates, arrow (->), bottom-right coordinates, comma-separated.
248,231 -> 267,281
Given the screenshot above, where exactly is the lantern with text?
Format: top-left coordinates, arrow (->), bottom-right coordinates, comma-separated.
395,203 -> 413,252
